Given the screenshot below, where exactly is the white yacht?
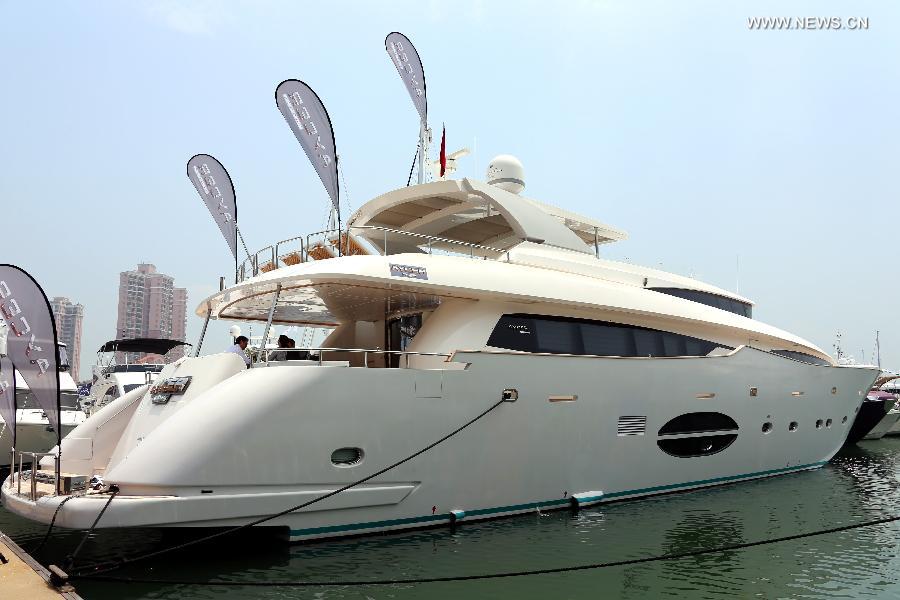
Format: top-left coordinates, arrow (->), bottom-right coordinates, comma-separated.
1,164 -> 880,540
81,339 -> 189,415
0,343 -> 87,467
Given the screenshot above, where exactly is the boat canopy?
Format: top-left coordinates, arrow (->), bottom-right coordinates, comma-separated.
98,338 -> 190,355
348,179 -> 627,255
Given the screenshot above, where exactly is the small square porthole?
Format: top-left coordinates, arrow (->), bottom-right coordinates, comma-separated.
749,387 -> 758,397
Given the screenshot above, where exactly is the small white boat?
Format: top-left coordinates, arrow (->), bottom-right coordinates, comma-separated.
0,345 -> 86,467
81,338 -> 189,415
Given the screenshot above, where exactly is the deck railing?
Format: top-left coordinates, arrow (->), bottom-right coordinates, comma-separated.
236,225 -> 510,283
9,449 -> 60,501
254,346 -> 452,368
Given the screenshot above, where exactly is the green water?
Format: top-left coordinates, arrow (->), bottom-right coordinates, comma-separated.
4,439 -> 900,599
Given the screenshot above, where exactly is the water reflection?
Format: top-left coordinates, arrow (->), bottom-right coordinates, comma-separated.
3,440 -> 900,599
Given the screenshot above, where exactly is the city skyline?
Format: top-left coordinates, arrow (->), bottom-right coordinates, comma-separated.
116,263 -> 188,364
49,297 -> 84,379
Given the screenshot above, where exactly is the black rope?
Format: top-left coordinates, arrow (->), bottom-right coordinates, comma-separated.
74,398 -> 509,577
70,513 -> 900,587
31,493 -> 77,553
406,147 -> 419,186
65,485 -> 119,570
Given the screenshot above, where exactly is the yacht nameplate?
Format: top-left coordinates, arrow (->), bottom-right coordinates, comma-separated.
150,376 -> 192,405
390,264 -> 428,280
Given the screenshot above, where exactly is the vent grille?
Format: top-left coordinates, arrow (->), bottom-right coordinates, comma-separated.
617,416 -> 647,436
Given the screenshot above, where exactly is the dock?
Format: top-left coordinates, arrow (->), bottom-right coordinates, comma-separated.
0,532 -> 82,599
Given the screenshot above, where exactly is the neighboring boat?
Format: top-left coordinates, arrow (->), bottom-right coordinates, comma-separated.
2,164 -> 880,539
80,338 -> 190,415
861,392 -> 900,440
0,344 -> 87,467
846,390 -> 897,444
876,374 -> 900,436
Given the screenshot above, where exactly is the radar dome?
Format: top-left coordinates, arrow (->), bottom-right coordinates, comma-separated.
486,155 -> 525,194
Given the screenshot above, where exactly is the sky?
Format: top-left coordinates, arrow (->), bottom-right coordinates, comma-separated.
1,0 -> 898,380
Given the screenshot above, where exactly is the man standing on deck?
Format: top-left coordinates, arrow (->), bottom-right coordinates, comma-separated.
227,335 -> 250,367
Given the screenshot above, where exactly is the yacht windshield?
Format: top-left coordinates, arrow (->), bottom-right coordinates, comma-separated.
15,390 -> 80,410
650,288 -> 752,318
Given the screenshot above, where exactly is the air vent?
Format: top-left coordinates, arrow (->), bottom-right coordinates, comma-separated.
618,416 -> 646,436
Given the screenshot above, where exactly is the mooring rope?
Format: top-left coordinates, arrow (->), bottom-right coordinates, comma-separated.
65,485 -> 119,570
31,493 -> 78,553
72,397 -> 509,577
70,513 -> 900,587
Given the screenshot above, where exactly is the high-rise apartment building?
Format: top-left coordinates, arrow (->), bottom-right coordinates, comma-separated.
116,264 -> 188,362
50,297 -> 84,378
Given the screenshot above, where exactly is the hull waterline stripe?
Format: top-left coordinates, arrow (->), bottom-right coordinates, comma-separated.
288,461 -> 827,537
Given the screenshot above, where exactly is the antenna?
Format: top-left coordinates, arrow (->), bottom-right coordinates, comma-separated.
876,330 -> 881,368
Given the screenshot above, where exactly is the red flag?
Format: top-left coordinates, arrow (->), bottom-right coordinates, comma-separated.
439,124 -> 446,178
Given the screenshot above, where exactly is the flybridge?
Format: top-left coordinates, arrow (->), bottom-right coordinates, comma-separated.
232,178 -> 628,283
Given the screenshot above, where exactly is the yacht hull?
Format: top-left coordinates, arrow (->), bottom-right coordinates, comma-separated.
1,349 -> 878,540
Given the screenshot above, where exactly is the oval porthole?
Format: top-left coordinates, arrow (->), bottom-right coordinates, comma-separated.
842,416 -> 848,424
762,422 -> 773,434
657,434 -> 736,458
815,419 -> 824,429
658,412 -> 738,436
789,421 -> 798,432
657,412 -> 739,458
826,418 -> 833,428
331,447 -> 363,466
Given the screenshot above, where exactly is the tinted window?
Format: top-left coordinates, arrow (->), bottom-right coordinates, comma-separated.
14,390 -> 80,410
535,319 -> 581,354
122,384 -> 144,394
487,314 -> 728,358
487,315 -> 536,353
651,288 -> 752,318
770,350 -> 830,366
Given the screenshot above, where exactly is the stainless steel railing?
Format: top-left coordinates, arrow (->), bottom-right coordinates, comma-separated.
10,448 -> 60,501
254,346 -> 451,369
235,225 -> 510,283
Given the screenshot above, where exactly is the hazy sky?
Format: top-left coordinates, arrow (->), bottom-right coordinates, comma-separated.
1,0 -> 897,380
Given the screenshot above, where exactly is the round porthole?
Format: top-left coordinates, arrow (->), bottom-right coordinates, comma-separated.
826,418 -> 833,428
331,447 -> 363,467
815,419 -> 824,429
789,421 -> 798,432
762,422 -> 773,434
842,416 -> 848,424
